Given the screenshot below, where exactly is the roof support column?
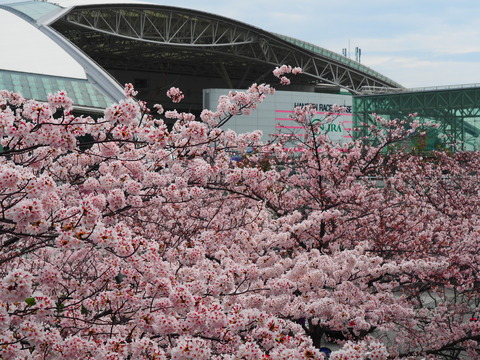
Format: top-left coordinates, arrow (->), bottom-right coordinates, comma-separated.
216,62 -> 233,89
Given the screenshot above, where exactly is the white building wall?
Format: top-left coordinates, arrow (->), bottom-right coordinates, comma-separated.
203,89 -> 353,144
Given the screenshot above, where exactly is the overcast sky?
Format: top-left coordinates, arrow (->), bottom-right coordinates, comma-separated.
149,0 -> 480,89
1,0 -> 479,88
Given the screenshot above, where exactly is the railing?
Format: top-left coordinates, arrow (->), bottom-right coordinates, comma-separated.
359,83 -> 480,95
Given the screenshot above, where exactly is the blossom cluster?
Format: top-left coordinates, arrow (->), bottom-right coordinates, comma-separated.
167,87 -> 185,103
273,64 -> 302,85
0,69 -> 479,360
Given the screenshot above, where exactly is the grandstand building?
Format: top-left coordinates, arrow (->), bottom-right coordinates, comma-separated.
0,0 -> 401,110
1,0 -> 478,150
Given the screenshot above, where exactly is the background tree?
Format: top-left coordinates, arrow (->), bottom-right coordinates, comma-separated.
0,67 -> 479,359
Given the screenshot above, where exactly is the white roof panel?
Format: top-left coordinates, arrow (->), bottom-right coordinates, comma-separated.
0,9 -> 86,79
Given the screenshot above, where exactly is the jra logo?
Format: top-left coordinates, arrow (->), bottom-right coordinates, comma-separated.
311,118 -> 343,134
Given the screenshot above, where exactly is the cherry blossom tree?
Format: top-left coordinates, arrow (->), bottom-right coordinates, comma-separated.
1,66 -> 479,359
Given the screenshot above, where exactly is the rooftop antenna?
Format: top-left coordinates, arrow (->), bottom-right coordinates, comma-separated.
355,47 -> 362,63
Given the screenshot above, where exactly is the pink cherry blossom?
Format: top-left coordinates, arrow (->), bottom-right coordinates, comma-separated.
0,71 -> 479,360
167,87 -> 185,103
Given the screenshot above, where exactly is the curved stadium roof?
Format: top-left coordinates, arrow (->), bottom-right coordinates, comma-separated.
0,0 -> 403,113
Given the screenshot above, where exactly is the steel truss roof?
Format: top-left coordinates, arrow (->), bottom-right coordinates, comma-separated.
50,4 -> 402,94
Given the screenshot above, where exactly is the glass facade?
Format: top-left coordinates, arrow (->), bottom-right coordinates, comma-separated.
1,1 -> 61,21
0,70 -> 115,109
353,86 -> 480,152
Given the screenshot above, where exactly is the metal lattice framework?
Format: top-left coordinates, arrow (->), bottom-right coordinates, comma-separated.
50,4 -> 402,94
353,85 -> 480,151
